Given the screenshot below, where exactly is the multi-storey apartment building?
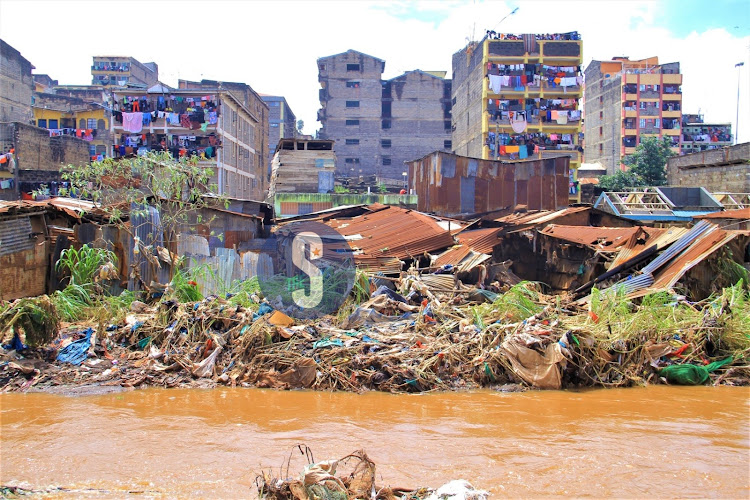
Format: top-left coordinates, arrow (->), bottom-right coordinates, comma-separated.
32,92 -> 111,161
0,39 -> 34,124
91,56 -> 158,87
260,95 -> 297,169
451,32 -> 584,202
584,56 -> 682,174
317,49 -> 452,180
680,113 -> 732,155
110,86 -> 267,200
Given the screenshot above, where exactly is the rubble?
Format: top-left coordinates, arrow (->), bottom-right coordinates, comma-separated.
256,446 -> 488,500
1,197 -> 749,394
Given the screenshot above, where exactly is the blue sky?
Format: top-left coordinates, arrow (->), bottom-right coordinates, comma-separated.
658,0 -> 750,37
0,0 -> 748,141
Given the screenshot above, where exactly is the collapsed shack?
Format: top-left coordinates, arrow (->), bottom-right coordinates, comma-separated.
1,199 -> 749,394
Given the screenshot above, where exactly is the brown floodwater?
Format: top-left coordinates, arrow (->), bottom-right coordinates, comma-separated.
1,386 -> 748,498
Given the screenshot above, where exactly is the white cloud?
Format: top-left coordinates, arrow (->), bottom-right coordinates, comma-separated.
0,0 -> 747,141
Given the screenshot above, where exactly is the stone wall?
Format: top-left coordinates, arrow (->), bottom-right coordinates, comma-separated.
667,143 -> 750,192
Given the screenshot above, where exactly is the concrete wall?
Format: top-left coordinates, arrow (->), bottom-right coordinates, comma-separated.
450,44 -> 485,158
584,61 -> 624,174
317,50 -> 451,179
0,39 -> 34,124
667,142 -> 750,192
274,192 -> 417,217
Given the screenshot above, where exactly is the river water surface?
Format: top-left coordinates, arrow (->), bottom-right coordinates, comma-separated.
1,386 -> 748,498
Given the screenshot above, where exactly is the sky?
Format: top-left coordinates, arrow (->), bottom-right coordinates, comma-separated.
1,0 -> 748,141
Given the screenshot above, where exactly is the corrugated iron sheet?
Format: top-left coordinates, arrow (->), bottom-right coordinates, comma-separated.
695,207 -> 750,220
456,227 -> 502,254
326,205 -> 455,265
538,225 -> 660,252
0,217 -> 35,256
408,151 -> 569,216
609,226 -> 689,269
434,245 -> 472,267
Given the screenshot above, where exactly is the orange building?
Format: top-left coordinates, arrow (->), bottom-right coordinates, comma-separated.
584,56 -> 682,174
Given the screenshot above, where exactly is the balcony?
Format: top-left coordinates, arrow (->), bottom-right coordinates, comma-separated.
662,93 -> 681,101
625,93 -> 638,101
624,109 -> 637,118
662,74 -> 682,85
662,110 -> 681,119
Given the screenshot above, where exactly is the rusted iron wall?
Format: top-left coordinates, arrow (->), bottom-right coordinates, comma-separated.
0,214 -> 49,300
408,151 -> 569,216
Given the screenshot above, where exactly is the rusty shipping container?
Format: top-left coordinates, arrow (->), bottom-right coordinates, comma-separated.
408,151 -> 569,216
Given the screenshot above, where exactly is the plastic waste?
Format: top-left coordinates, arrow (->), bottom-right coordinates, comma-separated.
56,328 -> 94,366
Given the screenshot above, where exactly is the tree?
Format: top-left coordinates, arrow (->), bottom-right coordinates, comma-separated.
61,152 -> 226,287
597,169 -> 642,192
296,119 -> 304,135
599,136 -> 675,190
622,136 -> 674,186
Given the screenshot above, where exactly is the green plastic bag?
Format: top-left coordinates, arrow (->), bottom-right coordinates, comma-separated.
659,357 -> 733,385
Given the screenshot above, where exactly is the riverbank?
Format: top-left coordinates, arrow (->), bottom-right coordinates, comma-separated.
2,279 -> 748,394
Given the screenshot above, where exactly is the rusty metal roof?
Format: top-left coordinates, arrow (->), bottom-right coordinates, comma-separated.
325,205 -> 455,263
494,206 -> 591,226
609,226 -> 689,269
455,227 -> 502,254
538,224 -> 661,252
433,245 -> 472,268
694,207 -> 750,220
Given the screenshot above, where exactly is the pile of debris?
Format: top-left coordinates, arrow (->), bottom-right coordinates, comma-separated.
257,446 -> 488,500
2,268 -> 748,393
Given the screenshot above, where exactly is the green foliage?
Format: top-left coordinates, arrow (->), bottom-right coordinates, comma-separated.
622,136 -> 674,186
334,185 -> 350,194
60,152 -> 227,282
377,183 -> 387,193
0,296 -> 60,347
56,244 -> 117,290
598,170 -> 643,191
599,137 -> 675,190
170,268 -> 204,303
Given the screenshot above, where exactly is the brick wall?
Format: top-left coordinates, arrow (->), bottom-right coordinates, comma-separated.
0,40 -> 34,124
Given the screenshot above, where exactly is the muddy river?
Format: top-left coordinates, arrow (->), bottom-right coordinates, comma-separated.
1,386 -> 748,498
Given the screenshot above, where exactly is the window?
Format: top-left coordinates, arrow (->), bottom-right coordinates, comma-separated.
89,145 -> 96,156
344,158 -> 360,164
599,126 -> 603,136
382,157 -> 391,166
345,139 -> 359,145
345,119 -> 360,126
381,139 -> 391,148
599,143 -> 603,152
48,119 -> 58,129
37,119 -> 47,128
87,118 -> 97,129
639,118 -> 646,129
444,120 -> 451,131
346,81 -> 360,88
345,100 -> 359,108
654,118 -> 660,128
639,101 -> 647,109
346,63 -> 360,71
599,96 -> 603,103
97,119 -> 105,130
639,84 -> 645,92
318,63 -> 326,71
382,120 -> 391,129
452,97 -> 456,105
382,82 -> 392,98
654,85 -> 660,92
79,118 -> 86,129
444,140 -> 452,150
381,101 -> 391,117
599,111 -> 603,119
